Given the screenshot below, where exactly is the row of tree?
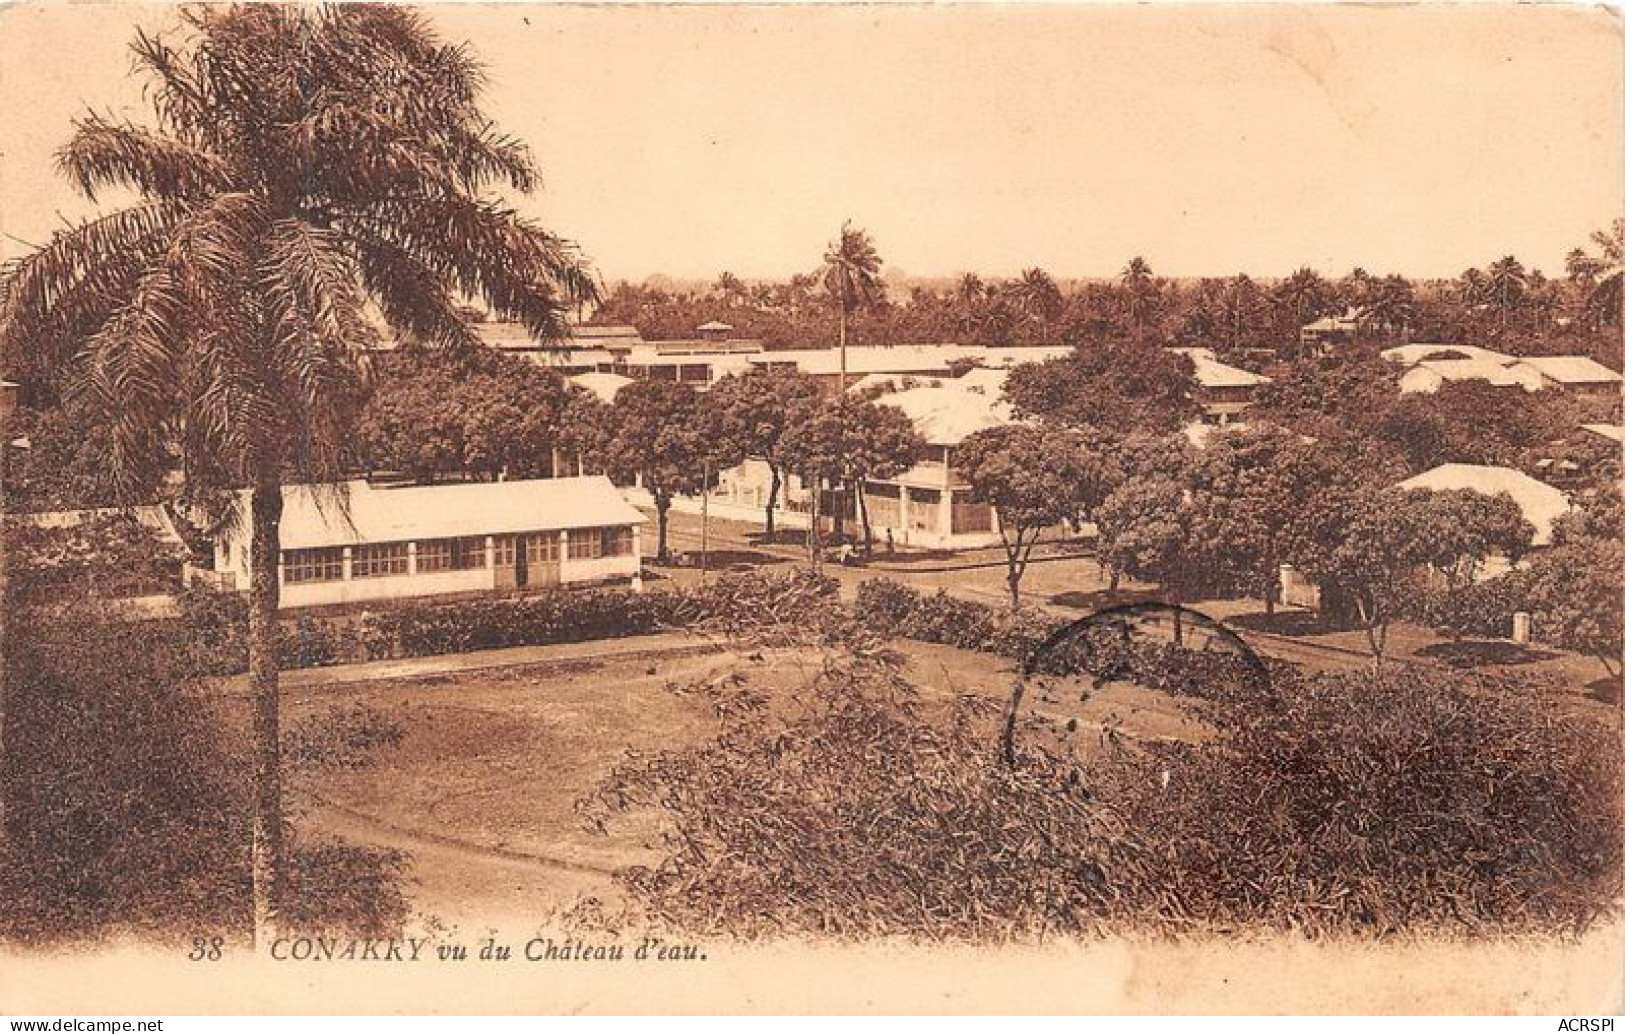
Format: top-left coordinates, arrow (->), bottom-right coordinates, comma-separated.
593,221 -> 1624,364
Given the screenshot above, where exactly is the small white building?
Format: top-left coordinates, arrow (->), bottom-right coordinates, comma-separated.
210,476 -> 645,609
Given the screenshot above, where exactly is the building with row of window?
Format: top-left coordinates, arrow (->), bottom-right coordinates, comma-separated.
207,476 -> 645,610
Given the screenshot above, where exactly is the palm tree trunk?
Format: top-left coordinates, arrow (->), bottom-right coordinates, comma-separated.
248,473 -> 286,946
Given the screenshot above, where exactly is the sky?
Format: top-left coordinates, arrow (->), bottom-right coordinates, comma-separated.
1,2 -> 1621,285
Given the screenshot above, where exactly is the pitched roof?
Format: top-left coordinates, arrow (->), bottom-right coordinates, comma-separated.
1398,358 -> 1545,393
874,384 -> 1015,446
569,371 -> 633,403
249,476 -> 646,550
1395,463 -> 1571,546
1509,355 -> 1623,386
1382,342 -> 1513,367
748,344 -> 987,377
1580,422 -> 1625,443
1167,347 -> 1272,389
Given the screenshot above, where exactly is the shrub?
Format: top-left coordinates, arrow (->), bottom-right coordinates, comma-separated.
590,657 -> 1622,941
852,578 -> 922,635
1095,666 -> 1623,937
0,598 -> 246,942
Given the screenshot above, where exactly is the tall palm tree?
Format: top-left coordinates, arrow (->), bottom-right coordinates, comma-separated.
1011,267 -> 1064,329
1568,219 -> 1624,328
0,5 -> 595,942
822,221 -> 884,392
1119,256 -> 1158,341
1485,256 -> 1529,331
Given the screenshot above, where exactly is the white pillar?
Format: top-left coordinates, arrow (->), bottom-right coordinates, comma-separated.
1512,611 -> 1532,644
407,541 -> 418,576
342,546 -> 354,581
898,487 -> 911,546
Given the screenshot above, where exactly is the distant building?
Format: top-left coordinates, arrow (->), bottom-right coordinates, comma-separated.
747,344 -> 990,392
1396,463 -> 1571,548
1382,344 -> 1619,398
208,476 -> 645,609
1299,308 -> 1369,353
1504,356 -> 1623,401
1167,347 -> 1272,424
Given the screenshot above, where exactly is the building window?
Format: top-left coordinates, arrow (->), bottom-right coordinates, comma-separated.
523,532 -> 560,564
352,542 -> 409,579
451,536 -> 487,570
568,526 -> 634,560
283,547 -> 344,584
909,488 -> 941,532
492,536 -> 516,566
416,539 -> 451,573
864,483 -> 902,530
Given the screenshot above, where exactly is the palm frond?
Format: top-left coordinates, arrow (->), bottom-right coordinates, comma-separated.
340,223 -> 482,351
58,113 -> 231,202
347,192 -> 598,341
0,202 -> 186,375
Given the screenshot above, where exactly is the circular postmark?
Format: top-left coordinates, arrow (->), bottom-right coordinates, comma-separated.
1000,600 -> 1274,765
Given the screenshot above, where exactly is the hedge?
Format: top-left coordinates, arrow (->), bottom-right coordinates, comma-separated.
854,577 -> 1280,704
177,570 -> 840,677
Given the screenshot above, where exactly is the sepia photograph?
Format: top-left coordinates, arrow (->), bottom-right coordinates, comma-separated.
0,0 -> 1621,1019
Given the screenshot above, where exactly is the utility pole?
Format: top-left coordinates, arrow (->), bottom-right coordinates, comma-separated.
700,458 -> 710,583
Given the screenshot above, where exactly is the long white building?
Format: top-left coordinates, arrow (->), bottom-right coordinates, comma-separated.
209,476 -> 645,609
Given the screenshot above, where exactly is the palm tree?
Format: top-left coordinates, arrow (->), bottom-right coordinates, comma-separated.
0,6 -> 595,942
1119,256 -> 1158,341
1272,266 -> 1334,337
1568,219 -> 1624,328
1485,256 -> 1529,331
1011,267 -> 1064,328
822,221 -> 884,392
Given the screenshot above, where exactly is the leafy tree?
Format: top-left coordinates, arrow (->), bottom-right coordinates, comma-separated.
705,368 -> 823,540
954,424 -> 1118,608
3,400 -> 124,512
1003,339 -> 1199,435
1374,379 -> 1579,474
1249,345 -> 1403,443
1296,487 -> 1531,666
605,380 -> 737,561
823,222 -> 885,388
0,5 -> 594,939
1521,537 -> 1624,682
1094,475 -> 1188,597
778,396 -> 922,552
1399,488 -> 1534,596
357,348 -> 580,483
1183,425 -> 1345,621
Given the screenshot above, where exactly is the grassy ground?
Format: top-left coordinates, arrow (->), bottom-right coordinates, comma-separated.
285,635 -> 1220,929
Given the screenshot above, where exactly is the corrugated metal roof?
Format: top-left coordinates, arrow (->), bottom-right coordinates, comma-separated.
1511,356 -> 1623,386
875,384 -> 1016,446
1395,463 -> 1571,546
247,476 -> 646,550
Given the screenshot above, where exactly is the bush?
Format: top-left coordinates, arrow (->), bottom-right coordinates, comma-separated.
1,596 -> 413,945
590,657 -> 1622,941
0,599 -> 246,942
1095,666 -> 1623,937
852,578 -> 922,635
